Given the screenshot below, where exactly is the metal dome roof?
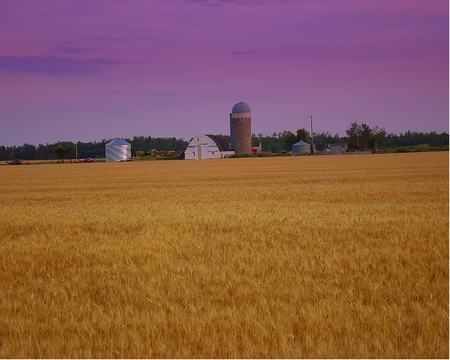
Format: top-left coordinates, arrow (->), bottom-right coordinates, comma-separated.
106,137 -> 130,146
232,102 -> 251,113
293,140 -> 310,145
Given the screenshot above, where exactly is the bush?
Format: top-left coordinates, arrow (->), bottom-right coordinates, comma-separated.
377,146 -> 449,154
229,153 -> 252,158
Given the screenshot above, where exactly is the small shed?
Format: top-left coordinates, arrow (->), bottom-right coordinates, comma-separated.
105,138 -> 131,162
292,140 -> 310,154
330,144 -> 344,155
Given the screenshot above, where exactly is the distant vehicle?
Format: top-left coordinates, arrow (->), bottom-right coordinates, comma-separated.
77,158 -> 94,163
120,157 -> 132,162
7,159 -> 22,165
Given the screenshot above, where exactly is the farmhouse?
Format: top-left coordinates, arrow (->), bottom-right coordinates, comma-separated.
185,134 -> 235,160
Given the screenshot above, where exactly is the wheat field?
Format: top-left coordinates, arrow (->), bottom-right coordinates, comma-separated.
0,152 -> 448,358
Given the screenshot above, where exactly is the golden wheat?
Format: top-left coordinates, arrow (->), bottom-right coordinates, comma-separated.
0,152 -> 448,358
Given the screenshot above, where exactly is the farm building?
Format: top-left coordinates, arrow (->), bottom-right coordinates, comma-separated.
330,143 -> 344,155
185,134 -> 235,160
230,102 -> 252,154
105,137 -> 131,162
292,140 -> 310,154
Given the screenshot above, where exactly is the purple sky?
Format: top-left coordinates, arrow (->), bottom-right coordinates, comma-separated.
0,0 -> 448,146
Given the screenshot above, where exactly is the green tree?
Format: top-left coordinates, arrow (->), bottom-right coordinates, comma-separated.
345,122 -> 386,150
360,123 -> 372,150
18,143 -> 38,160
311,132 -> 340,151
283,131 -> 297,151
216,134 -> 230,146
296,128 -> 309,143
346,121 -> 362,150
54,143 -> 75,162
372,126 -> 387,149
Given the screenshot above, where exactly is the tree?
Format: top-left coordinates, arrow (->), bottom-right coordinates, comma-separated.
345,122 -> 386,150
296,128 -> 309,143
216,134 -> 230,146
372,126 -> 387,149
311,132 -> 340,151
283,131 -> 297,151
54,143 -> 75,162
360,123 -> 372,150
346,121 -> 362,150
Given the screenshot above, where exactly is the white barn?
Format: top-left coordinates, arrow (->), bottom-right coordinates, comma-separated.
185,134 -> 235,160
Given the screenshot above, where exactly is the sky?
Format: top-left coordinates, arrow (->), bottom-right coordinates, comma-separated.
0,0 -> 448,146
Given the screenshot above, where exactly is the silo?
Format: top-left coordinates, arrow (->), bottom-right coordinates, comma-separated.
105,137 -> 131,162
230,102 -> 252,154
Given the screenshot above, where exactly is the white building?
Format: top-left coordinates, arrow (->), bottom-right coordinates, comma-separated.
105,137 -> 131,162
185,134 -> 235,160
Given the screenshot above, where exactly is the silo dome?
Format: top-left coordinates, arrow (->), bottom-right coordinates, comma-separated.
232,102 -> 251,113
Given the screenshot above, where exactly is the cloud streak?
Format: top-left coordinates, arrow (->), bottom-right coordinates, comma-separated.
52,45 -> 103,54
185,0 -> 264,5
230,50 -> 257,56
0,56 -> 121,75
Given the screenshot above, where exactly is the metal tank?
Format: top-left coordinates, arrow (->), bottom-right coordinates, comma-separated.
105,137 -> 131,162
292,140 -> 310,154
230,102 -> 252,154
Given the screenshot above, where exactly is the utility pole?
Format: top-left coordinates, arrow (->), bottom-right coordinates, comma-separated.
309,115 -> 314,155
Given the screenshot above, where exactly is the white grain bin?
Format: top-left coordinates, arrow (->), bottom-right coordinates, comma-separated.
292,140 -> 310,154
105,137 -> 131,162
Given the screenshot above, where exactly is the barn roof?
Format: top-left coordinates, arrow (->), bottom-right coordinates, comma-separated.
206,135 -> 232,152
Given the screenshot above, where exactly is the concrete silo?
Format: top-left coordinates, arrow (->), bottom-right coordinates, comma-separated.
230,102 -> 252,154
105,137 -> 131,162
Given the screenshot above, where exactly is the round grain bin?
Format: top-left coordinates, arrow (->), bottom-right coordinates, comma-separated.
105,137 -> 131,162
230,102 -> 252,154
292,140 -> 310,154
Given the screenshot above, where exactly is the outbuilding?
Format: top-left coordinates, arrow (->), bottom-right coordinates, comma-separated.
292,140 -> 310,154
105,137 -> 131,162
330,143 -> 344,155
185,134 -> 235,160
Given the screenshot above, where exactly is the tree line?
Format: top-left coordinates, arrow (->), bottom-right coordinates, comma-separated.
278,122 -> 448,152
0,137 -> 188,161
0,125 -> 448,161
